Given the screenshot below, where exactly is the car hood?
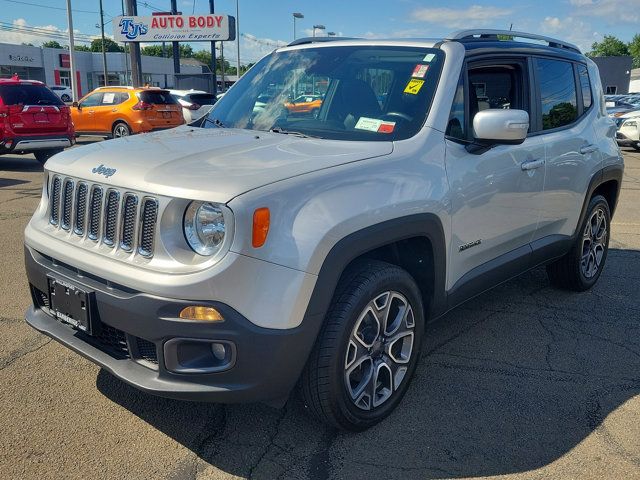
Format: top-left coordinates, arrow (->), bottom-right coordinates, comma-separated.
46,126 -> 393,203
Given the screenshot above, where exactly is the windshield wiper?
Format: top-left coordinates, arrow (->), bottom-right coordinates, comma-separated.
269,127 -> 320,139
204,116 -> 226,128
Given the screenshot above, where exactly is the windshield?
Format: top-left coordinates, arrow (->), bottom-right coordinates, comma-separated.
0,84 -> 64,106
203,45 -> 444,141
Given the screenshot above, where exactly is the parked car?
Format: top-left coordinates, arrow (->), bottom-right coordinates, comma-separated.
284,94 -> 323,115
606,100 -> 639,117
0,75 -> 74,164
71,86 -> 184,138
614,110 -> 640,150
49,85 -> 72,103
169,89 -> 216,124
24,31 -> 622,431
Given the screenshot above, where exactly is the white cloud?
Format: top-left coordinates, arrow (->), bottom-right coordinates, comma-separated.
411,5 -> 513,29
540,16 -> 599,52
0,18 -> 96,47
569,0 -> 640,23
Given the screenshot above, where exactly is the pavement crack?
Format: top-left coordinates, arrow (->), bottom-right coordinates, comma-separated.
0,338 -> 51,371
247,404 -> 288,479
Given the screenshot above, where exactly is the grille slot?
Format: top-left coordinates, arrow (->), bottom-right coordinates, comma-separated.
138,198 -> 158,258
86,324 -> 129,359
136,338 -> 158,365
74,183 -> 88,235
47,176 -> 158,258
88,186 -> 103,240
120,194 -> 138,252
50,176 -> 61,225
103,190 -> 120,247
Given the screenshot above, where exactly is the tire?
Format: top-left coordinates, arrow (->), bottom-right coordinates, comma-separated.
546,195 -> 611,291
633,142 -> 640,151
300,260 -> 424,431
61,94 -> 71,102
34,149 -> 62,165
112,122 -> 131,138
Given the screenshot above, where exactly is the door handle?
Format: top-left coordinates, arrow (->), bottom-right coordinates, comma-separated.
521,158 -> 545,171
88,110 -> 95,114
580,144 -> 599,155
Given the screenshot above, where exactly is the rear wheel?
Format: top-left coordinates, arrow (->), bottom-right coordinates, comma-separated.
547,195 -> 610,291
300,260 -> 424,431
112,122 -> 131,138
34,149 -> 62,165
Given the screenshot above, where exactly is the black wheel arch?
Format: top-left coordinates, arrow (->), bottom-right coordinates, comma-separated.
576,164 -> 623,234
111,119 -> 132,135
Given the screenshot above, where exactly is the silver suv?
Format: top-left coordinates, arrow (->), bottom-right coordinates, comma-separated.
24,30 -> 623,431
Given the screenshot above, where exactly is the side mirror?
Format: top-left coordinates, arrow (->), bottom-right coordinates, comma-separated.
472,109 -> 529,145
72,101 -> 80,109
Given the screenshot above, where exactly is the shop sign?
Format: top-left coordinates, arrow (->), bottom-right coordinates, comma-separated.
113,15 -> 235,42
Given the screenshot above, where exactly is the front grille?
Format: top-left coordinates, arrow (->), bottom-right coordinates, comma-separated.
47,175 -> 158,258
50,176 -> 61,225
136,338 -> 158,364
87,324 -> 129,359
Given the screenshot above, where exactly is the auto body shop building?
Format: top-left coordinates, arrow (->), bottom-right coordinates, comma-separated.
0,41 -> 202,96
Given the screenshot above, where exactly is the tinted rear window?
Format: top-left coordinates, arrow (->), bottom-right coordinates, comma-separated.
0,84 -> 64,106
139,90 -> 177,104
189,93 -> 216,105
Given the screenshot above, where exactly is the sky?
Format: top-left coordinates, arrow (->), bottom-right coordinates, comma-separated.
0,0 -> 639,65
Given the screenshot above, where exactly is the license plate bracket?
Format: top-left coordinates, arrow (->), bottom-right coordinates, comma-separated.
162,111 -> 171,119
47,276 -> 97,335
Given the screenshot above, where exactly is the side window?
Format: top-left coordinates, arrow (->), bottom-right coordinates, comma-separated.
577,64 -> 592,110
536,58 -> 578,130
80,93 -> 102,107
446,74 -> 465,140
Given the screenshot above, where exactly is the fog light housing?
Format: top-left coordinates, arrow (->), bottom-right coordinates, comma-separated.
179,306 -> 224,322
164,338 -> 236,374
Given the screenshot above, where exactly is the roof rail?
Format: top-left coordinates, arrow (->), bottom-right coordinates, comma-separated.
447,29 -> 581,54
94,85 -> 136,90
287,36 -> 358,47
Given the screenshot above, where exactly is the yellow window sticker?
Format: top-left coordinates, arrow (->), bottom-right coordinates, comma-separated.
404,78 -> 425,95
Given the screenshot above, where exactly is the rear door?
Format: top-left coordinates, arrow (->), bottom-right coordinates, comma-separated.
0,84 -> 68,134
532,58 -> 602,241
92,91 -> 129,134
139,90 -> 183,128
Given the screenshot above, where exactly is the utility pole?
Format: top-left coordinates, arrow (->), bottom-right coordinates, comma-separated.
171,0 -> 180,85
125,0 -> 142,86
99,0 -> 108,86
121,0 -> 129,84
65,0 -> 78,101
209,0 -> 217,97
235,0 -> 240,80
220,42 -> 225,91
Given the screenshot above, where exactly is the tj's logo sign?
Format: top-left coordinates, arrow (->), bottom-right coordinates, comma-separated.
119,18 -> 148,40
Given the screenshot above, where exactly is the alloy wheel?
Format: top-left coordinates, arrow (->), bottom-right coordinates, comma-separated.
344,291 -> 415,411
113,124 -> 130,137
581,206 -> 608,279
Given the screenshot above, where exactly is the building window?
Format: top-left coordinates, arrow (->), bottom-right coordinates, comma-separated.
606,85 -> 618,94
59,70 -> 71,86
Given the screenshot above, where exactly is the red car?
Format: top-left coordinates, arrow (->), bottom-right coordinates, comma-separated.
0,75 -> 74,164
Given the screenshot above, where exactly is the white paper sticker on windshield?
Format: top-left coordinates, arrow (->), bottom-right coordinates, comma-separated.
423,53 -> 435,62
102,93 -> 116,104
355,117 -> 395,133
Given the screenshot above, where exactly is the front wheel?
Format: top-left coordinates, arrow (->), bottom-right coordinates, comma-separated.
112,122 -> 131,138
300,260 -> 424,431
547,195 -> 611,291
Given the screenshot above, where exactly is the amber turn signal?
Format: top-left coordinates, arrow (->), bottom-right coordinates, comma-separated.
179,306 -> 224,322
252,207 -> 270,248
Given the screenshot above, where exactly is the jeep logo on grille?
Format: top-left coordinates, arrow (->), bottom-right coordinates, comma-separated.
92,164 -> 117,178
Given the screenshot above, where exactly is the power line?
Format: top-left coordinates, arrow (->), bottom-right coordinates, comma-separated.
0,0 -> 101,15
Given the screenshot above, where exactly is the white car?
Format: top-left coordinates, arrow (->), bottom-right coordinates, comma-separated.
615,110 -> 640,150
49,85 -> 72,103
169,89 -> 216,124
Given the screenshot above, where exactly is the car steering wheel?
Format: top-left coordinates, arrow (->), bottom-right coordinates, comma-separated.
383,112 -> 413,122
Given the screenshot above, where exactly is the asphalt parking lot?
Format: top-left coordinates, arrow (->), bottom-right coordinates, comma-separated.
0,142 -> 639,480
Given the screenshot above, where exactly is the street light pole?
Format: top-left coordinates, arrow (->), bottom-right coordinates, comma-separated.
293,12 -> 303,40
312,24 -> 325,38
235,0 -> 240,79
209,0 -> 217,97
65,0 -> 78,101
99,0 -> 108,86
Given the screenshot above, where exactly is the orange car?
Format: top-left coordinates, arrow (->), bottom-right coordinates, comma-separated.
71,86 -> 184,138
284,95 -> 323,115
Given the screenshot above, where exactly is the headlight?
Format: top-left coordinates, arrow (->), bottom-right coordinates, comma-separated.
183,201 -> 226,256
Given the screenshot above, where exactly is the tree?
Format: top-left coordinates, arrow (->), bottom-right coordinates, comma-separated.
588,35 -> 629,57
21,42 -> 34,46
74,44 -> 91,52
629,34 -> 640,68
141,44 -> 193,58
42,40 -> 64,49
90,38 -> 123,53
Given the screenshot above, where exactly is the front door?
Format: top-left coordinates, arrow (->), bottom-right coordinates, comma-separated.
445,58 -> 545,296
73,92 -> 102,133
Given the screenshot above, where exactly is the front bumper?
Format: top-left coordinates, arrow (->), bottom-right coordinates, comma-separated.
24,247 -> 318,405
616,131 -> 638,147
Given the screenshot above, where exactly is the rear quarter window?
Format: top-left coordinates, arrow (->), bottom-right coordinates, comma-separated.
139,91 -> 178,105
0,84 -> 64,106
